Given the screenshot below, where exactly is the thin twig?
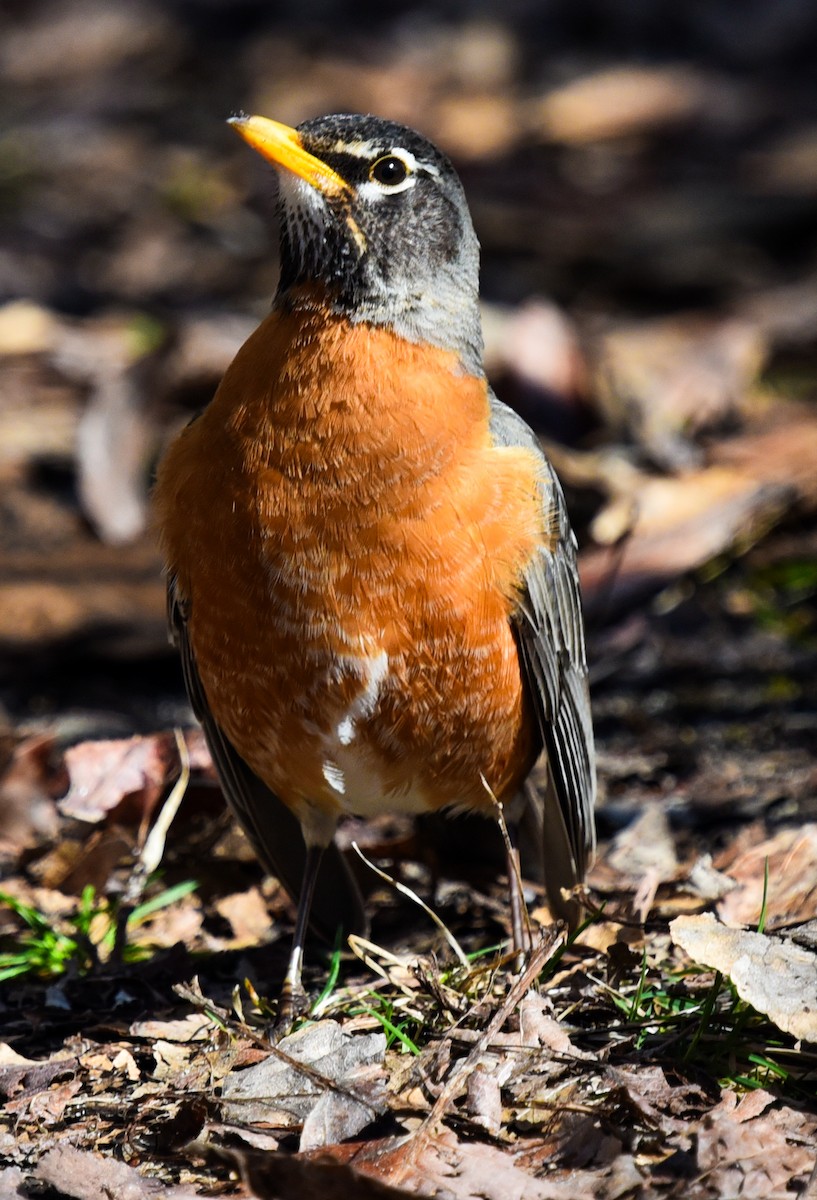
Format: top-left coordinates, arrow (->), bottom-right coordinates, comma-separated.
417,926 -> 563,1139
351,841 -> 470,967
174,977 -> 382,1117
482,772 -> 533,962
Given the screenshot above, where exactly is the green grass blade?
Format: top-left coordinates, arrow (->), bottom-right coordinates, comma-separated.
757,858 -> 770,934
312,935 -> 344,1014
354,1003 -> 420,1055
128,880 -> 198,924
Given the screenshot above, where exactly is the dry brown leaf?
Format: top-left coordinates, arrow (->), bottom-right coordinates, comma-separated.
222,1021 -> 387,1151
713,406 -> 817,501
482,299 -> 588,414
692,1098 -> 815,1199
31,827 -> 132,894
464,1066 -> 502,1136
606,807 -> 679,921
717,823 -> 817,928
517,993 -> 592,1060
24,1077 -> 82,1124
710,1087 -> 775,1123
347,1128 -> 623,1199
603,1065 -> 709,1135
580,406 -> 817,613
110,1048 -> 141,1082
34,1144 -> 202,1199
132,891 -> 203,949
687,854 -> 739,902
0,1167 -> 26,1199
594,313 -> 767,467
670,912 -> 817,1042
129,1013 -> 215,1042
0,538 -> 166,650
0,734 -> 62,855
592,463 -> 782,564
151,1039 -> 202,1084
55,314 -> 166,544
0,1046 -> 37,1069
76,367 -> 153,544
0,1053 -> 80,1103
214,887 -> 274,947
60,732 -> 182,824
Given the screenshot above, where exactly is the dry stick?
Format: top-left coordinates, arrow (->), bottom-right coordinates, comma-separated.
412,925 -> 564,1150
113,728 -> 190,959
481,772 -> 534,963
351,841 -> 470,968
174,977 -> 383,1118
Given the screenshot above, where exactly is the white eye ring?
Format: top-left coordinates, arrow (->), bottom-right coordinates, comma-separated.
359,148 -> 419,198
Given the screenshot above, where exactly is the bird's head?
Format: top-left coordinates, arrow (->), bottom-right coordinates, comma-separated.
230,112 -> 483,375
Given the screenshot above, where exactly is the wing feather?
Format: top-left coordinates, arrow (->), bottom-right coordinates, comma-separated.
489,396 -> 596,919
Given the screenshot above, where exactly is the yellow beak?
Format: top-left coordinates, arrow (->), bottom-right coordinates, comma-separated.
228,115 -> 350,200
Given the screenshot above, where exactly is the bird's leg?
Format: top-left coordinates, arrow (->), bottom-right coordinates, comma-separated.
274,843 -> 325,1035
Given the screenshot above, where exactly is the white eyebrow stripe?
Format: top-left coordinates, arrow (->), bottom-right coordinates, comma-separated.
322,142 -> 440,178
328,139 -> 380,157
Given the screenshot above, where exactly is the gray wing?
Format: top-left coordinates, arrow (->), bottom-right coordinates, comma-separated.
489,394 -> 596,922
167,579 -> 367,943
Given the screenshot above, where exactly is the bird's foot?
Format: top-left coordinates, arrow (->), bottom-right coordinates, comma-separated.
269,979 -> 310,1042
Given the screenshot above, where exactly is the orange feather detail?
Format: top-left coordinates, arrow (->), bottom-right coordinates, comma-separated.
154,304 -> 547,828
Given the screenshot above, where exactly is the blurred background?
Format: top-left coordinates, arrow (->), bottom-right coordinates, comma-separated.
2,0 -> 817,861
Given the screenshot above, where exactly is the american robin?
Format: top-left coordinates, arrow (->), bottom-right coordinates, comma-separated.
154,112 -> 596,1012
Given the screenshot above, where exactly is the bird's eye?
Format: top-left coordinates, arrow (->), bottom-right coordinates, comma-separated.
369,155 -> 410,187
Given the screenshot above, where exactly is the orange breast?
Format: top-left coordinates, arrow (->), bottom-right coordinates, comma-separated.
154,304 -> 547,825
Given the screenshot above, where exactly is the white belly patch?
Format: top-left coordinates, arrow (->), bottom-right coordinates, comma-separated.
318,648 -> 430,815
335,648 -> 388,747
